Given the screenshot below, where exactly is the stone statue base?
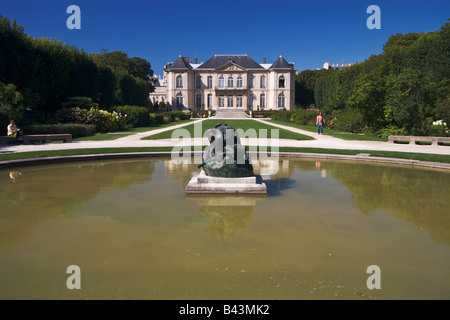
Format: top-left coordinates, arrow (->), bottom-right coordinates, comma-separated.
186,170 -> 267,195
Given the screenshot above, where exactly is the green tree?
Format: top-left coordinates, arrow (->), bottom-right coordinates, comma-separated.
0,82 -> 24,131
295,69 -> 335,108
385,70 -> 432,135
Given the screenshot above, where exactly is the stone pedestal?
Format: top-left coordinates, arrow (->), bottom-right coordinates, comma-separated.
186,170 -> 267,195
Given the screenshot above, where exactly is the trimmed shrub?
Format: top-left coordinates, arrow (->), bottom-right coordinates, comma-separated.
249,110 -> 279,119
112,105 -> 153,127
22,124 -> 96,138
152,114 -> 165,124
61,97 -> 98,110
271,110 -> 293,122
376,125 -> 407,139
190,110 -> 215,118
291,110 -> 318,125
333,109 -> 365,133
159,111 -> 191,122
271,109 -> 320,126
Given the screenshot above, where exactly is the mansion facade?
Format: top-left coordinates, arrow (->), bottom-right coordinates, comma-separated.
150,54 -> 296,111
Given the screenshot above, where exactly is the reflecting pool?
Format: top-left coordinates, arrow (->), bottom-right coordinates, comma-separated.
0,158 -> 449,300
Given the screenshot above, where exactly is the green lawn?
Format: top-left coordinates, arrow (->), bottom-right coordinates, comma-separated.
74,119 -> 195,141
267,120 -> 387,141
143,119 -> 315,141
129,119 -> 195,132
1,147 -> 449,164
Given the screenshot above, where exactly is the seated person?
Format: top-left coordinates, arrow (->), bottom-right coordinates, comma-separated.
7,120 -> 23,142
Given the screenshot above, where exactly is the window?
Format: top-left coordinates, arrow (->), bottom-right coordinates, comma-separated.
219,94 -> 225,108
260,94 -> 266,109
248,94 -> 254,108
176,75 -> 183,88
196,94 -> 202,109
207,76 -> 212,88
260,76 -> 266,88
236,94 -> 243,108
176,93 -> 183,108
278,93 -> 285,108
249,76 -> 254,88
228,76 -> 234,88
207,94 -> 212,109
237,76 -> 243,88
196,76 -> 202,89
219,76 -> 225,89
227,94 -> 233,108
279,75 -> 285,88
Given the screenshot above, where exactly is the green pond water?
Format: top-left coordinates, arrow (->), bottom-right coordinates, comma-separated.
0,157 -> 449,300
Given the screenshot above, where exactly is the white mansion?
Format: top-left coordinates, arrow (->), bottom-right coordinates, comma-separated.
150,54 -> 296,111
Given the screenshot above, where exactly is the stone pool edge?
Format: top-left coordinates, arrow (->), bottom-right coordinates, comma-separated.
1,151 -> 450,171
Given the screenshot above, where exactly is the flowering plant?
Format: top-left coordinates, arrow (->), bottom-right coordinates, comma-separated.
56,107 -> 128,132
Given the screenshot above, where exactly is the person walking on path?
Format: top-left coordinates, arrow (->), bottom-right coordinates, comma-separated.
316,112 -> 325,135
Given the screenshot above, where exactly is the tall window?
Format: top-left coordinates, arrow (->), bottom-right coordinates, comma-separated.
228,76 -> 234,88
279,75 -> 285,88
260,76 -> 266,89
249,76 -> 254,88
219,94 -> 225,108
207,94 -> 212,109
176,93 -> 183,108
260,94 -> 266,109
278,93 -> 285,108
248,94 -> 254,108
207,76 -> 212,88
237,76 -> 243,88
219,76 -> 225,89
176,75 -> 183,88
227,94 -> 234,108
196,76 -> 202,89
196,94 -> 202,109
236,94 -> 243,108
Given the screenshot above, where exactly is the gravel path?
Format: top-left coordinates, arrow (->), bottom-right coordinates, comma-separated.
1,118 -> 450,156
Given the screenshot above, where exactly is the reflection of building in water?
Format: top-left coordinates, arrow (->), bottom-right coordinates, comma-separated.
164,160 -> 201,186
252,159 -> 293,179
187,196 -> 265,241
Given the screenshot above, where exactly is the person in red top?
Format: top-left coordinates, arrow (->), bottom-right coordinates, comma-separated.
316,112 -> 325,135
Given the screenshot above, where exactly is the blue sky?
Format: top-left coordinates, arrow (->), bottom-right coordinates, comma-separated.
1,0 -> 449,76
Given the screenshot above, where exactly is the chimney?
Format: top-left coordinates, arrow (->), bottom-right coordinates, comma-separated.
194,57 -> 198,64
183,56 -> 189,63
263,57 -> 267,64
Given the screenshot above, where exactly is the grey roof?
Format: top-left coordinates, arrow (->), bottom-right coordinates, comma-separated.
167,56 -> 193,70
197,55 -> 264,70
270,55 -> 294,70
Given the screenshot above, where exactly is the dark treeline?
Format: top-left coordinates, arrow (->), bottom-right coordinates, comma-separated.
295,19 -> 449,137
0,14 -> 154,127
